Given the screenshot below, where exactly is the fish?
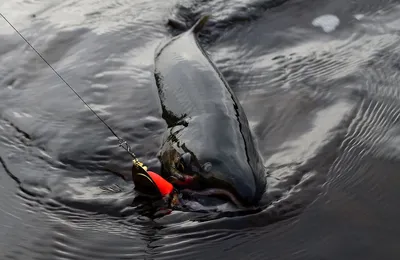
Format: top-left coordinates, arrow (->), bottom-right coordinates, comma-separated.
153,15 -> 266,207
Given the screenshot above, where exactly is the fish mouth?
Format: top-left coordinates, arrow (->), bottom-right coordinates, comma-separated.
180,188 -> 245,208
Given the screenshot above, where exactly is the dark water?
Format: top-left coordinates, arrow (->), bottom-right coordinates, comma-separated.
1,0 -> 400,259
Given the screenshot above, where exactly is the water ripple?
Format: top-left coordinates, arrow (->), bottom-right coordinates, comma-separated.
2,0 -> 400,259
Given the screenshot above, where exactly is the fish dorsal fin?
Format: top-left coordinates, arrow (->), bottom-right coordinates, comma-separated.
190,15 -> 210,34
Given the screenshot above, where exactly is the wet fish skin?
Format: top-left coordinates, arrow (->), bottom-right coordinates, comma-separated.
154,15 -> 267,206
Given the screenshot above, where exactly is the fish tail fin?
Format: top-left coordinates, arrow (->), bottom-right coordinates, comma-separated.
190,15 -> 210,34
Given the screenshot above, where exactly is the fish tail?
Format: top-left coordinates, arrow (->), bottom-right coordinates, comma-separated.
190,15 -> 210,34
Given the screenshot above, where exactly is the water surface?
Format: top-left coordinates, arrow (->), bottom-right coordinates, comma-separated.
1,0 -> 400,259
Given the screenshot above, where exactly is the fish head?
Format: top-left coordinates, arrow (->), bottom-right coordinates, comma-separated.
158,140 -> 266,208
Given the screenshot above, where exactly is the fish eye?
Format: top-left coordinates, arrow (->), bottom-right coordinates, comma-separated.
176,152 -> 191,172
181,153 -> 191,167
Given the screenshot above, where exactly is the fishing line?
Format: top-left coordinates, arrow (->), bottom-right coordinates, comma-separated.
0,12 -> 138,160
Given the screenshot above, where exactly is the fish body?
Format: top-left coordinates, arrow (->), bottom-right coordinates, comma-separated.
153,16 -> 266,206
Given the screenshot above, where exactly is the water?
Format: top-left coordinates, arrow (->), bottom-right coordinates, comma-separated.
1,0 -> 400,259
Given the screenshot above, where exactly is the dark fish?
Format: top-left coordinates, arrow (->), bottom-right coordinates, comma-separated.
153,15 -> 266,206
